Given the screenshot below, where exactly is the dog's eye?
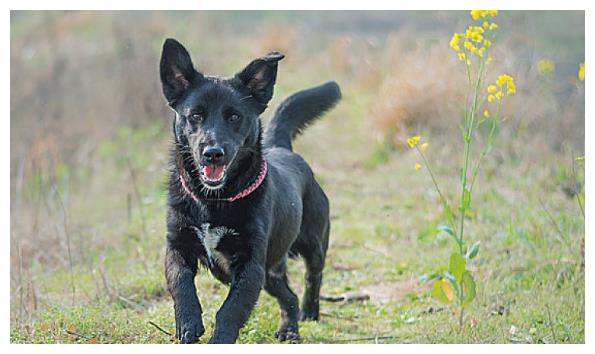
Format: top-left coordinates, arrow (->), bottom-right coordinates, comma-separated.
190,113 -> 204,123
227,113 -> 241,123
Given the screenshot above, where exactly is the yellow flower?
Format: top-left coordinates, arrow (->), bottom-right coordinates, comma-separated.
407,136 -> 421,148
478,47 -> 485,57
421,142 -> 429,151
579,62 -> 585,81
483,39 -> 492,48
450,33 -> 461,52
507,81 -> 516,95
489,23 -> 498,30
470,10 -> 483,21
486,56 -> 493,64
487,75 -> 516,100
494,75 -> 517,95
458,52 -> 467,61
466,59 -> 471,66
496,74 -> 513,87
465,26 -> 484,43
415,163 -> 422,171
537,59 -> 555,77
483,21 -> 489,29
470,10 -> 499,21
484,110 -> 490,118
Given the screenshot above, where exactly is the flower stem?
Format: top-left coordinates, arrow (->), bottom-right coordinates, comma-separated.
458,59 -> 486,253
416,147 -> 458,237
469,102 -> 500,193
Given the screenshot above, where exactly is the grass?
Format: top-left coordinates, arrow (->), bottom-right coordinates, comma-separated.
9,86 -> 585,343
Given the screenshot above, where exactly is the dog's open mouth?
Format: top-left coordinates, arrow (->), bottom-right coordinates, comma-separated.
200,164 -> 226,187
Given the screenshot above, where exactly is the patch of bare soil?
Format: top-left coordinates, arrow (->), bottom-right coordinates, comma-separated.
321,279 -> 428,304
361,279 -> 428,303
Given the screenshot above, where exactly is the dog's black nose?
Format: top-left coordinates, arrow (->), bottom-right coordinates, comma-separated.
202,146 -> 225,164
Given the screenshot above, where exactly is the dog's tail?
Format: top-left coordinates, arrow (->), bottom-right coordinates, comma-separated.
263,81 -> 341,151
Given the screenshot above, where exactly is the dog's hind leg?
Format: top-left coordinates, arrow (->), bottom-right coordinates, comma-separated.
265,261 -> 300,341
298,222 -> 328,321
295,184 -> 330,322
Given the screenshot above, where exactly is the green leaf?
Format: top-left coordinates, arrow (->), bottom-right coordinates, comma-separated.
449,252 -> 466,283
445,272 -> 459,296
461,271 -> 477,307
467,241 -> 481,259
462,188 -> 471,210
432,279 -> 454,304
437,224 -> 455,237
444,203 -> 455,224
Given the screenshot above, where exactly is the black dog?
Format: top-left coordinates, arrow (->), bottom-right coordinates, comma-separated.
159,38 -> 341,344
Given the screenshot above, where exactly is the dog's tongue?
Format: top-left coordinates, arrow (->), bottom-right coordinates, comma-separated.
204,165 -> 225,181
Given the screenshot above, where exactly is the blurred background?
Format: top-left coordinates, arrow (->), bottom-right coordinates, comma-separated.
10,11 -> 585,343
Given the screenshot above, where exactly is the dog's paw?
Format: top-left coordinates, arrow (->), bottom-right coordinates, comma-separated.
208,333 -> 236,344
299,308 -> 319,321
275,323 -> 300,342
176,317 -> 205,344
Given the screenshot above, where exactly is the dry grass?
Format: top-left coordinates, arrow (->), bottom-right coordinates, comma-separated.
371,37 -> 465,143
367,25 -> 584,152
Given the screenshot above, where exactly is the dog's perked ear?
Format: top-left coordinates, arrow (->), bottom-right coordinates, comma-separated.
160,38 -> 203,106
234,52 -> 285,110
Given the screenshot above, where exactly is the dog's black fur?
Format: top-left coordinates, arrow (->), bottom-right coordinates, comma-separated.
160,38 -> 341,344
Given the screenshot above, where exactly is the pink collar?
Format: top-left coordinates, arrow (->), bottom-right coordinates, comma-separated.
179,159 -> 267,203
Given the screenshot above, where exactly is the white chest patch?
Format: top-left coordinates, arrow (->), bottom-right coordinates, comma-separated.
194,223 -> 238,273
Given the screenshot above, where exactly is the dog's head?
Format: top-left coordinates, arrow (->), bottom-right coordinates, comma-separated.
160,38 -> 283,190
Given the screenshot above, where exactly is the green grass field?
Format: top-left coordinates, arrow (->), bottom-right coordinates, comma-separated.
10,11 -> 584,344
10,91 -> 585,343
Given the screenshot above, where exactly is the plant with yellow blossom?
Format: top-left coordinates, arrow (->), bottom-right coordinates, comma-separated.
537,59 -> 556,77
410,10 -> 516,327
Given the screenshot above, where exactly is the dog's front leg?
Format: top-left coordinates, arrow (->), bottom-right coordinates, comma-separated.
165,237 -> 205,344
209,258 -> 265,344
